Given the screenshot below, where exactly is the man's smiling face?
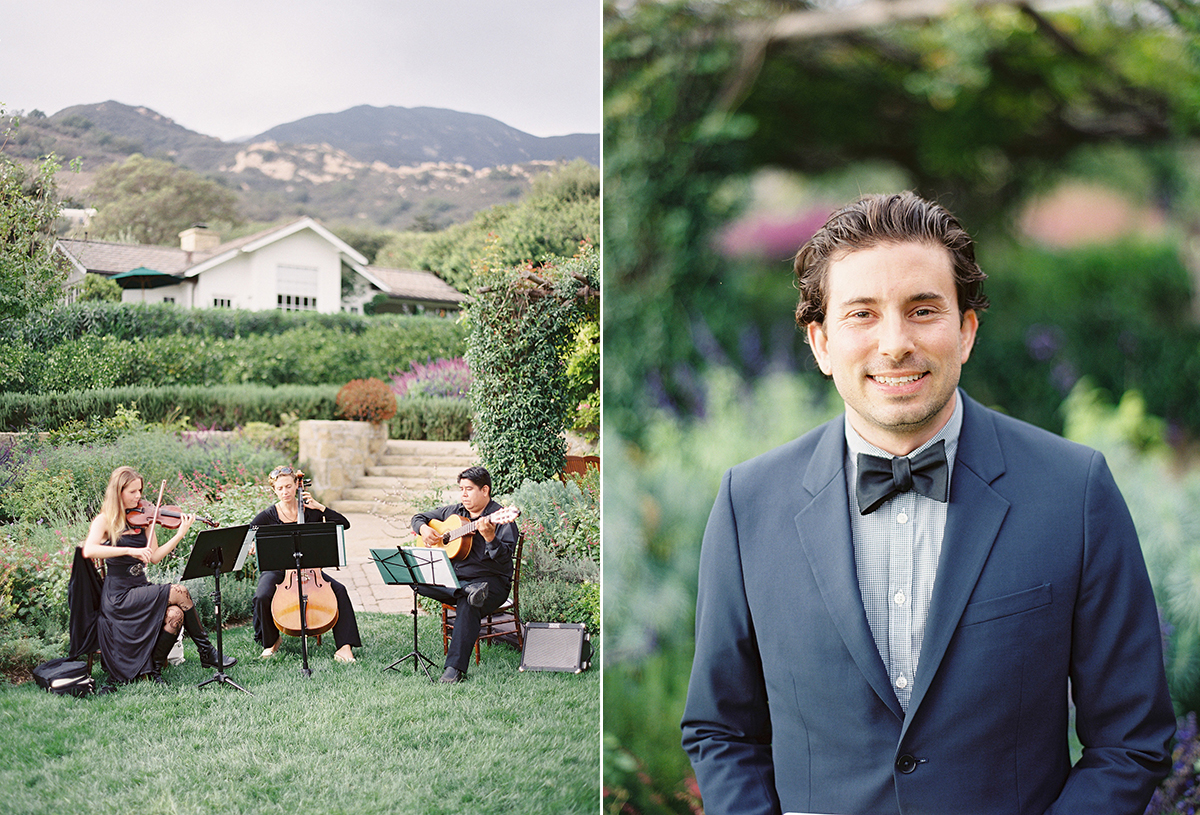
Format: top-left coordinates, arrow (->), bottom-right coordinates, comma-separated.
807,240 -> 978,455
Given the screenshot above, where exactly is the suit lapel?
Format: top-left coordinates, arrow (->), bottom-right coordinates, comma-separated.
902,395 -> 1011,733
796,420 -> 905,721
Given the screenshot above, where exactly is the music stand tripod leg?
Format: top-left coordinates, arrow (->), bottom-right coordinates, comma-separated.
292,548 -> 315,678
197,563 -> 252,695
383,598 -> 438,682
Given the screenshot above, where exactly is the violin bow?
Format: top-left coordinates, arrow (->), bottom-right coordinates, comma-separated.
148,480 -> 166,538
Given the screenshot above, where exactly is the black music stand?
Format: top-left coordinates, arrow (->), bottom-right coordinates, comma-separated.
371,546 -> 459,682
255,522 -> 343,678
182,524 -> 254,695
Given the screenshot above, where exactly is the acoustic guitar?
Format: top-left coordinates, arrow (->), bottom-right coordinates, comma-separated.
428,506 -> 520,560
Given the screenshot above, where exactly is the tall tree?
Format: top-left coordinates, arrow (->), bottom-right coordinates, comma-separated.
0,151 -> 69,322
87,154 -> 241,246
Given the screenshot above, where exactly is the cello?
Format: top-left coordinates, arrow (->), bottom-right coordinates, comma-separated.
269,472 -> 339,640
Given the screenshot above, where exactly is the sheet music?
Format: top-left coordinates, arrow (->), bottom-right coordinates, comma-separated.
232,526 -> 254,571
401,546 -> 460,588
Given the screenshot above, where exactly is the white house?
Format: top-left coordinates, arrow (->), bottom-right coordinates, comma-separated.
54,216 -> 466,315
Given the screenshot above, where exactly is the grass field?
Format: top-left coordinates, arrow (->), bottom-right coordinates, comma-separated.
0,612 -> 599,815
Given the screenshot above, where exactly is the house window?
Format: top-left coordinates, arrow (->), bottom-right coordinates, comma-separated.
162,297 -> 175,304
277,294 -> 317,311
213,298 -> 232,308
277,264 -> 319,312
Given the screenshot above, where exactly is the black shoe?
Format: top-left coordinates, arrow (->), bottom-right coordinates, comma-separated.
465,582 -> 489,609
439,666 -> 464,683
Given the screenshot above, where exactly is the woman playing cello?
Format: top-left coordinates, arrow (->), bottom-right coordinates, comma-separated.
81,466 -> 235,684
250,465 -> 361,663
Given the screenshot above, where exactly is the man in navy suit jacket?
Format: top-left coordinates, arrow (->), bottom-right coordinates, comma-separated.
681,192 -> 1174,814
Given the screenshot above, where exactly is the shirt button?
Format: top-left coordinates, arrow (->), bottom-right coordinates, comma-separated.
894,591 -> 905,606
897,512 -> 909,524
896,674 -> 908,689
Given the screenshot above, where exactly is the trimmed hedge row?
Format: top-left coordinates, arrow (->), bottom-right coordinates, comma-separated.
0,318 -> 467,394
0,384 -> 340,431
0,385 -> 474,440
390,397 -> 473,441
0,301 -> 384,349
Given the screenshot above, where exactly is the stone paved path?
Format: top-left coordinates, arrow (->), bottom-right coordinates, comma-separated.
333,510 -> 422,615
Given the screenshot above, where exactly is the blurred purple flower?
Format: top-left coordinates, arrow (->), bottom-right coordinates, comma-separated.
1025,324 -> 1063,362
392,357 -> 472,399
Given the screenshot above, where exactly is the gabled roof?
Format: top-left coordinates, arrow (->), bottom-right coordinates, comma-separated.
55,238 -> 199,276
183,216 -> 368,278
366,266 -> 467,307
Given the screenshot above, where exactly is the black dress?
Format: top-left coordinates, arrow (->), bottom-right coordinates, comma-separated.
97,527 -> 171,683
250,504 -> 362,650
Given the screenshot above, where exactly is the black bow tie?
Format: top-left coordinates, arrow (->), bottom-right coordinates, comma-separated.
856,440 -> 949,515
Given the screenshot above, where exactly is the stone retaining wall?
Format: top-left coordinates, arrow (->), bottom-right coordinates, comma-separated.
298,420 -> 388,501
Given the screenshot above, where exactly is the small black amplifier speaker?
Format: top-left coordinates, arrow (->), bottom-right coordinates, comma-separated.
519,622 -> 592,673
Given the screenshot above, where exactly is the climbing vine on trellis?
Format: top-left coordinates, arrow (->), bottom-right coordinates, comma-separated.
466,241 -> 599,494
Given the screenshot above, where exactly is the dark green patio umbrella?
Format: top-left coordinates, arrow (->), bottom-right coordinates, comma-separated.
109,267 -> 183,289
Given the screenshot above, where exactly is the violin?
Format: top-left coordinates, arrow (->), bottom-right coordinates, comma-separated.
126,497 -> 218,529
270,471 -> 339,639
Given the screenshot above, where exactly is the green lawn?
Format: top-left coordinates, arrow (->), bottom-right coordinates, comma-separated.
0,612 -> 598,815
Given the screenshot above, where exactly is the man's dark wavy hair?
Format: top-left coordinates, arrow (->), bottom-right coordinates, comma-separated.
458,466 -> 492,492
794,191 -> 989,332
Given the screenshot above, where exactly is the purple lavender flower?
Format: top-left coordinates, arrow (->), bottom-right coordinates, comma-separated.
391,357 -> 472,399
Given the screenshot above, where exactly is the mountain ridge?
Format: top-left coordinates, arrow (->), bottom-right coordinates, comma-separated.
6,100 -> 598,232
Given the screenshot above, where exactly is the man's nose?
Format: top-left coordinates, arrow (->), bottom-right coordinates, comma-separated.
877,314 -> 916,359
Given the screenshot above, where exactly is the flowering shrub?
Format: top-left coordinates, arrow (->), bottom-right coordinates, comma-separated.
391,357 -> 472,400
0,531 -> 73,673
509,469 -> 599,566
336,377 -> 398,423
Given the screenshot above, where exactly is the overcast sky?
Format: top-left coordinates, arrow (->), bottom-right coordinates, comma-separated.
1,0 -> 601,141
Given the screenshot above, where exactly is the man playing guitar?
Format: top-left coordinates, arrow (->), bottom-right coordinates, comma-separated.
411,466 -> 519,683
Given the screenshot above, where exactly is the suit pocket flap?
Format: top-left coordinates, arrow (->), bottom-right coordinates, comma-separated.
959,583 -> 1052,627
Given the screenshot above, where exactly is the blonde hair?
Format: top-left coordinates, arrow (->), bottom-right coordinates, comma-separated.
101,466 -> 143,546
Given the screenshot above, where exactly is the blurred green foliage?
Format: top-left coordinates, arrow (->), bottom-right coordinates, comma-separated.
468,244 -> 599,493
87,154 -> 241,245
0,148 -> 69,325
966,237 -> 1200,436
378,159 -> 600,292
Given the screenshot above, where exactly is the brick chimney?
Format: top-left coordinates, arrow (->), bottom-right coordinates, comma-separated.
179,224 -> 221,253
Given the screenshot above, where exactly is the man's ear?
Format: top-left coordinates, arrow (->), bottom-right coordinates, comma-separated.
959,309 -> 979,364
806,321 -> 832,376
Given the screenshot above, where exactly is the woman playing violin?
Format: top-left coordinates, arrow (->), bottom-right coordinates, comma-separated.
250,465 -> 361,663
81,466 -> 235,684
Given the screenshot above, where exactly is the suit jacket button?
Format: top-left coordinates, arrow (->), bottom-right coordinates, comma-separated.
896,754 -> 918,774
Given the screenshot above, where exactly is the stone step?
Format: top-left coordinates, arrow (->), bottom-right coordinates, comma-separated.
375,455 -> 475,470
332,437 -> 472,514
367,463 -> 470,478
341,484 -> 459,504
346,476 -> 457,493
384,439 -> 474,457
335,499 -> 414,517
